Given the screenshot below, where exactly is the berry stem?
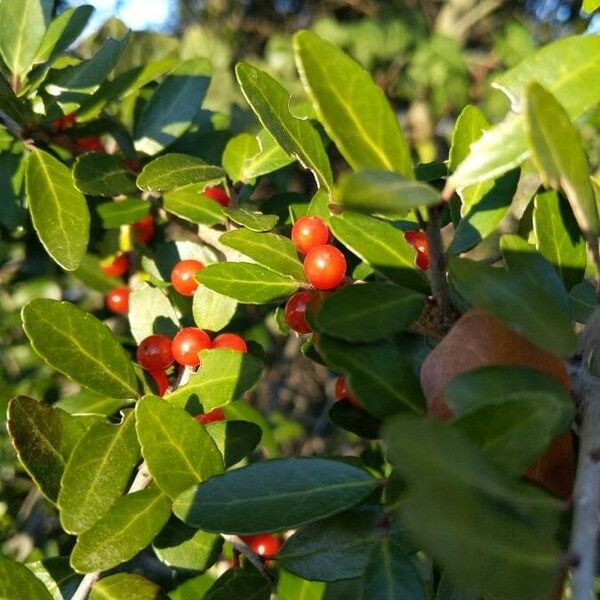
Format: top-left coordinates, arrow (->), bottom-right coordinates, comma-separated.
425,204 -> 451,316
221,534 -> 275,581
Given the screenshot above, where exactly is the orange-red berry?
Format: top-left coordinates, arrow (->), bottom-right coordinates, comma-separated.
284,290 -> 315,334
303,245 -> 346,290
404,230 -> 430,271
106,287 -> 129,314
149,370 -> 169,396
196,407 -> 225,425
101,253 -> 129,278
212,333 -> 247,353
171,260 -> 205,296
132,215 -> 155,245
203,186 -> 230,207
291,216 -> 330,255
137,335 -> 174,371
240,534 -> 281,558
334,375 -> 361,408
172,327 -> 212,367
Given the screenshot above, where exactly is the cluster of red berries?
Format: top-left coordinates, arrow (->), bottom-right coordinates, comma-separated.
104,216 -> 156,315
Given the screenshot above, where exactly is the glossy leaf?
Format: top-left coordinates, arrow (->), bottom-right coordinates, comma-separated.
451,35 -> 600,187
137,154 -> 225,192
26,148 -> 89,271
196,262 -> 300,303
277,570 -> 325,600
27,557 -> 82,600
358,538 -> 426,600
73,154 -> 137,197
222,133 -> 259,182
448,258 -> 576,357
524,82 -> 599,239
22,299 -> 138,398
166,348 -> 263,413
56,389 -> 129,418
383,415 -> 563,600
58,410 -> 140,534
330,212 -> 429,294
89,573 -> 163,600
224,207 -> 278,232
278,508 -> 383,581
135,59 -> 212,155
204,568 -> 270,600
128,282 -> 180,344
7,396 -> 86,503
206,420 -> 262,468
96,197 -> 151,228
0,0 -> 50,76
0,555 -> 53,600
448,106 -> 489,173
448,168 -> 520,255
317,335 -> 425,418
236,62 -> 333,191
153,517 -> 222,571
533,190 -> 586,290
294,31 -> 412,178
136,395 -> 223,499
70,484 -> 171,573
242,128 -> 294,180
219,229 -> 305,280
169,575 -> 215,600
311,283 -> 424,342
173,458 -> 379,533
192,285 -> 237,332
329,400 -> 381,440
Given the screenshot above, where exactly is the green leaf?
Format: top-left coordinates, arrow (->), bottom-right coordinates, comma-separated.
329,400 -> 381,440
533,190 -> 586,290
583,0 -> 600,12
448,258 -> 576,357
570,280 -> 597,324
58,410 -> 140,534
219,230 -> 305,280
34,6 -> 94,64
236,62 -> 333,191
26,148 -> 89,271
163,184 -> 225,226
293,31 -> 412,178
196,262 -> 300,304
165,348 -> 263,413
330,212 -> 430,294
22,299 -> 138,398
95,197 -> 151,228
0,0 -> 51,76
192,285 -> 237,332
55,389 -> 129,417
89,573 -> 163,600
169,575 -> 215,600
317,335 -> 425,418
27,557 -> 82,600
135,59 -> 212,155
0,151 -> 26,230
128,282 -> 180,344
336,171 -> 437,217
136,395 -> 223,499
524,82 -> 599,240
137,154 -> 225,192
278,507 -> 383,581
153,517 -> 222,571
71,484 -> 171,573
447,366 -> 574,475
0,555 -> 53,600
73,154 -> 137,197
174,457 -> 378,533
224,207 -> 278,232
222,133 -> 259,182
242,128 -> 294,180
448,106 -> 489,173
72,254 -> 124,293
206,420 -> 262,468
7,397 -> 85,503
223,401 -> 279,458
383,415 -> 563,600
277,570 -> 325,600
451,35 -> 600,188
448,168 -> 520,255
205,568 -> 270,600
143,240 -> 219,282
358,538 -> 426,600
311,283 -> 424,342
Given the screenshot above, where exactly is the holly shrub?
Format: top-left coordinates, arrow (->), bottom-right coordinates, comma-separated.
1,1 -> 600,599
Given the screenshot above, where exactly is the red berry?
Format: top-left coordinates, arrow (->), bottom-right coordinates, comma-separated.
284,290 -> 315,334
196,407 -> 225,425
106,287 -> 129,314
100,253 -> 129,278
303,245 -> 346,290
122,159 -> 141,173
240,534 -> 281,558
403,230 -> 430,271
172,327 -> 212,367
212,333 -> 247,353
334,375 -> 361,408
149,370 -> 169,396
171,259 -> 205,296
291,216 -> 330,255
77,136 -> 104,153
137,335 -> 174,371
203,186 -> 230,207
132,215 -> 155,245
52,112 -> 77,131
